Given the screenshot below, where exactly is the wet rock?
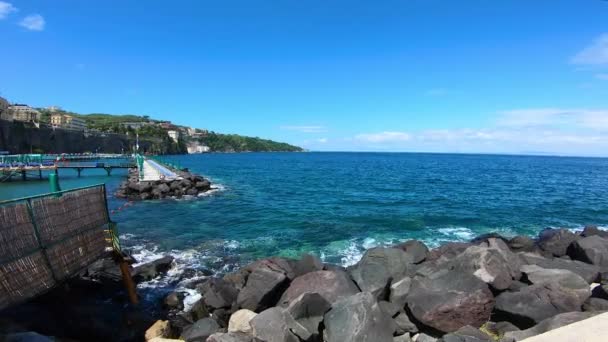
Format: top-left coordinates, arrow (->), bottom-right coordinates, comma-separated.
348,247 -> 415,300
206,332 -> 254,342
189,300 -> 210,322
203,278 -> 239,310
323,292 -> 394,342
503,312 -> 599,341
211,308 -> 231,328
582,297 -> 608,311
132,256 -> 175,282
470,233 -> 508,245
394,240 -> 429,264
518,252 -> 600,283
291,253 -> 324,277
494,283 -> 586,328
228,309 -> 257,334
250,307 -> 299,342
389,276 -> 412,308
284,292 -> 331,341
236,259 -> 292,312
279,270 -> 359,306
580,225 -> 608,238
567,236 -> 608,271
181,318 -> 220,342
439,325 -> 493,342
164,292 -> 184,310
406,269 -> 494,333
447,238 -> 521,291
158,183 -> 171,194
537,228 -> 578,257
508,236 -> 536,253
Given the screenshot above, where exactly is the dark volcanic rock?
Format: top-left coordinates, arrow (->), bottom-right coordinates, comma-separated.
581,225 -> 608,238
427,242 -> 473,262
447,238 -> 521,291
508,235 -> 536,253
348,247 -> 415,300
291,253 -> 324,277
202,278 -> 239,310
236,259 -> 292,312
206,332 -> 255,342
494,283 -> 587,328
279,270 -> 359,306
503,312 -> 599,341
389,276 -> 412,308
393,311 -> 418,335
164,292 -> 184,310
520,264 -> 590,302
394,240 -> 429,264
132,256 -> 174,282
250,307 -> 299,342
470,233 -> 508,245
440,325 -> 493,342
567,236 -> 608,271
518,252 -> 600,283
583,297 -> 608,311
323,292 -> 394,342
181,317 -> 220,342
406,269 -> 494,333
284,292 -> 331,341
537,228 -> 578,257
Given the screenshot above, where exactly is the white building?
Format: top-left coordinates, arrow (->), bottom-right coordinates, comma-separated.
187,143 -> 210,154
168,130 -> 180,142
0,97 -> 10,121
8,104 -> 41,122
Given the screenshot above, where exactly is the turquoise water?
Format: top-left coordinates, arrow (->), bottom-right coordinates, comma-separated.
3,153 -> 608,301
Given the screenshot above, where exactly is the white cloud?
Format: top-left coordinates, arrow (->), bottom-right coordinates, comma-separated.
0,1 -> 16,19
355,131 -> 411,143
280,125 -> 327,133
317,138 -> 328,143
572,33 -> 608,65
498,108 -> 608,130
596,74 -> 608,80
19,14 -> 45,31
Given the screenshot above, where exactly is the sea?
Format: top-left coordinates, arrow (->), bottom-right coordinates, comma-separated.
2,152 -> 608,307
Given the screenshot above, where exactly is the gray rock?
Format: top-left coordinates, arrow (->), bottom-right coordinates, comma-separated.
508,235 -> 536,253
504,312 -> 599,341
568,236 -> 608,271
292,253 -> 324,277
440,326 -> 493,342
158,183 -> 171,194
206,332 -> 254,342
394,335 -> 413,342
250,307 -> 298,342
164,292 -> 184,310
406,269 -> 494,333
394,240 -> 429,264
186,188 -> 199,196
379,300 -> 401,318
470,233 -> 509,245
203,278 -> 239,310
393,312 -> 418,335
181,318 -> 220,342
538,228 -> 578,257
427,242 -> 473,262
132,255 -> 174,282
279,270 -> 359,306
324,292 -> 394,342
348,247 -> 415,299
520,264 -> 590,302
284,292 -> 330,341
495,283 -> 586,328
416,333 -> 438,342
581,225 -> 608,238
583,297 -> 608,311
236,259 -> 292,311
518,252 -> 600,283
389,276 -> 412,308
447,238 -> 521,291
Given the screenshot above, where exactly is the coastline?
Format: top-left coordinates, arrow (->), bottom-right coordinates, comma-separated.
3,226 -> 608,342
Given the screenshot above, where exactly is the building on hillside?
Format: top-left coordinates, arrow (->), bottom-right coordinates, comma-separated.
0,97 -> 10,121
50,113 -> 87,131
159,121 -> 175,129
121,122 -> 150,130
187,142 -> 210,154
8,104 -> 41,122
168,130 -> 180,142
47,106 -> 62,112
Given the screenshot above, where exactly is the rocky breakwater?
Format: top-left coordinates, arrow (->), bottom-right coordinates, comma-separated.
143,226 -> 608,342
116,168 -> 212,200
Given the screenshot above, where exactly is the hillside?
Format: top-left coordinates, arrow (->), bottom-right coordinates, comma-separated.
198,132 -> 303,152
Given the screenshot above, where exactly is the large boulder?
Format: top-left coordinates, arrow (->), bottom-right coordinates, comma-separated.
537,228 -> 578,257
348,247 -> 415,299
323,292 -> 394,342
181,318 -> 220,342
427,242 -> 473,262
202,278 -> 239,310
158,183 -> 171,194
503,312 -> 599,341
520,265 -> 590,302
206,332 -> 254,342
567,236 -> 608,271
518,252 -> 600,283
447,238 -> 521,291
439,325 -> 493,342
236,258 -> 293,311
132,256 -> 175,282
278,270 -> 359,306
583,297 -> 608,311
284,292 -> 331,341
291,253 -> 324,277
145,320 -> 171,341
508,235 -> 536,253
494,283 -> 587,328
393,311 -> 418,335
406,269 -> 494,333
250,307 -> 299,342
389,276 -> 412,308
394,240 -> 429,264
580,225 -> 608,238
228,309 -> 257,334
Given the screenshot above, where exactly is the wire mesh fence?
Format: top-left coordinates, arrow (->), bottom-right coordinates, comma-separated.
0,184 -> 113,310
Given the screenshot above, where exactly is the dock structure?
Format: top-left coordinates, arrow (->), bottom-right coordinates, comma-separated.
141,158 -> 181,181
0,184 -> 136,309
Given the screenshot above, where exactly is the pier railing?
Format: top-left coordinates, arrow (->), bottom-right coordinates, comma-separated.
0,184 -> 115,310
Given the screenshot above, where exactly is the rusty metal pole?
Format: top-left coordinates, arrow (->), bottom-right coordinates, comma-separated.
119,259 -> 139,305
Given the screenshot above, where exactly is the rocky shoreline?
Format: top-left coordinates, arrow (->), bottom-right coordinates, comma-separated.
3,226 -> 608,342
115,168 -> 213,201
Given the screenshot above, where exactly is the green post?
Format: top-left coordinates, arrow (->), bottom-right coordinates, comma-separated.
49,172 -> 61,194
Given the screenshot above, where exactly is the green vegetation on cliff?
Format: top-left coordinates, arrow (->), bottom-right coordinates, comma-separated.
198,132 -> 303,152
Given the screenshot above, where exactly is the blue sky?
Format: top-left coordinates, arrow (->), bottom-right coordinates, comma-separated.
1,1 -> 607,155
